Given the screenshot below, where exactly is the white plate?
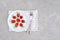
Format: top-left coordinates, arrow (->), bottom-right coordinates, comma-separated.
7,10 -> 30,32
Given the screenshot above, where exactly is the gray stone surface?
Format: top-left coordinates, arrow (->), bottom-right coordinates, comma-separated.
0,0 -> 60,40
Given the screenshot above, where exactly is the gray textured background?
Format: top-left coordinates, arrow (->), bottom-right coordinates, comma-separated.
0,0 -> 60,40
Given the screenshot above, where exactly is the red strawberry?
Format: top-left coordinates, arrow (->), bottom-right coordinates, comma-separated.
13,16 -> 16,19
17,13 -> 20,17
20,23 -> 23,27
21,20 -> 25,23
11,20 -> 16,23
15,23 -> 18,27
17,18 -> 20,22
20,16 -> 23,19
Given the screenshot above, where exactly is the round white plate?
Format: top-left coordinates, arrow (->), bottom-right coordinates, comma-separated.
7,10 -> 30,32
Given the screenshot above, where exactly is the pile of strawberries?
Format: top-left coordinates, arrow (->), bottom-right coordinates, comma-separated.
11,12 -> 25,27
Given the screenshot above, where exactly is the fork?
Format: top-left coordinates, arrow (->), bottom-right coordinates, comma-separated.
26,12 -> 33,34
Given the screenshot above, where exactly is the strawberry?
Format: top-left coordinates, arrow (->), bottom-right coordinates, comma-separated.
21,20 -> 25,23
13,16 -> 16,19
20,23 -> 23,27
15,23 -> 18,27
20,16 -> 23,19
17,13 -> 20,17
11,20 -> 16,23
17,18 -> 20,22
